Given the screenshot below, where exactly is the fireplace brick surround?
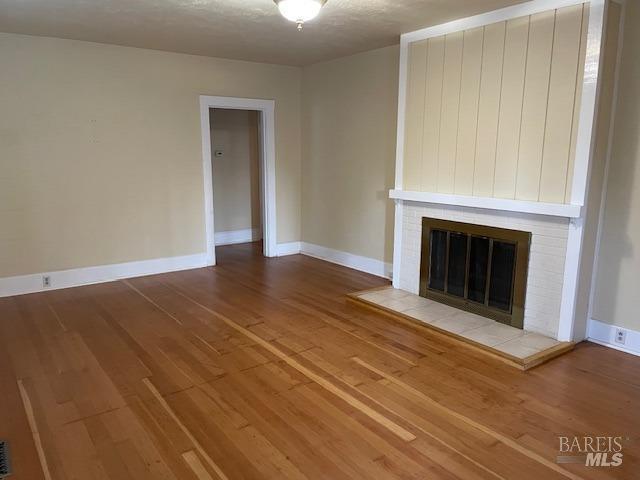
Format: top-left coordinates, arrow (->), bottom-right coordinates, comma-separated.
388,0 -> 624,346
398,202 -> 569,338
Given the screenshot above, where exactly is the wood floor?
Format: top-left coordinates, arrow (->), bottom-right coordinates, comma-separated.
0,243 -> 638,480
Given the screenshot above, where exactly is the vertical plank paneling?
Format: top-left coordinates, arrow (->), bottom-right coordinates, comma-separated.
493,16 -> 530,199
437,32 -> 464,193
403,40 -> 429,191
473,22 -> 506,197
454,27 -> 484,195
420,36 -> 445,191
539,5 -> 585,203
565,4 -> 590,203
515,10 -> 556,201
402,5 -> 591,205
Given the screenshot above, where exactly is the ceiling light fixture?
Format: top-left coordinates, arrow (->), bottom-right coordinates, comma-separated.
274,0 -> 327,31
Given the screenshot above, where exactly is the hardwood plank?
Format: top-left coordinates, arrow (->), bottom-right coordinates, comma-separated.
183,450 -> 215,480
152,282 -> 417,442
17,379 -> 53,480
142,378 -> 230,480
351,357 -> 582,480
0,243 -> 638,479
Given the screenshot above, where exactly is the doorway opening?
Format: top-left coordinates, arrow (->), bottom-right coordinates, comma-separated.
210,108 -> 263,257
200,96 -> 277,266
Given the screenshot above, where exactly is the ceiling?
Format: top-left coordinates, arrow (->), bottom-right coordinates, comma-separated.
0,0 -> 527,66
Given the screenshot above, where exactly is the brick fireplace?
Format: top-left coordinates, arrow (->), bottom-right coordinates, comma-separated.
418,217 -> 531,329
389,0 -> 622,343
397,202 -> 569,339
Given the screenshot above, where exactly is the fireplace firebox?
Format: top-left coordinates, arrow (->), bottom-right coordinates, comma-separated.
419,218 -> 531,329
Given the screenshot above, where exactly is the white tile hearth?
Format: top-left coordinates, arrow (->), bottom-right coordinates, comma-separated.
376,294 -> 431,312
460,322 -> 524,347
360,288 -> 410,303
432,311 -> 494,334
403,302 -> 458,323
353,286 -> 564,361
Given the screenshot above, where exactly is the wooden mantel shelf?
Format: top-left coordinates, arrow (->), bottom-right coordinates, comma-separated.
389,189 -> 582,219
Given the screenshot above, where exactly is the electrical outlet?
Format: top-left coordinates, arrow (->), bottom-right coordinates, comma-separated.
615,328 -> 626,345
42,275 -> 51,288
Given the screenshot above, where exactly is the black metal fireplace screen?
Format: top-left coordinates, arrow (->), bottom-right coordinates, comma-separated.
419,217 -> 531,329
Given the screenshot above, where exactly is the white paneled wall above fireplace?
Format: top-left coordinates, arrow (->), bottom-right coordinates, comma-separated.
401,3 -> 589,203
391,0 -> 624,343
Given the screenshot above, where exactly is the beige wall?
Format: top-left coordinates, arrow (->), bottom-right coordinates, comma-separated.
0,33 -> 300,277
403,4 -> 589,203
574,1 -> 622,337
592,0 -> 640,331
301,45 -> 399,264
210,109 -> 261,234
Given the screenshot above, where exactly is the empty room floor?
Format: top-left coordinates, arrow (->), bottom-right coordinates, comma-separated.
0,243 -> 638,480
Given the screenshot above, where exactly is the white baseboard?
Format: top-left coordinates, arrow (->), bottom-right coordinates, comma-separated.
0,253 -> 208,298
275,241 -> 392,279
587,318 -> 640,357
300,242 -> 392,279
215,228 -> 262,246
276,242 -> 302,256
0,241 -> 392,297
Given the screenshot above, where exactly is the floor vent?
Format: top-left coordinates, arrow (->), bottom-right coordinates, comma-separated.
0,441 -> 11,478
